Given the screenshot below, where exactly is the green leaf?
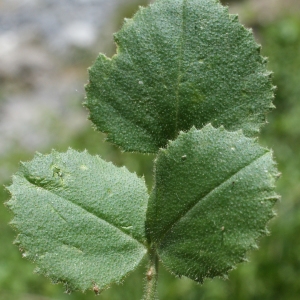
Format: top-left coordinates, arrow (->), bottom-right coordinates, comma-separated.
85,0 -> 274,153
146,125 -> 279,282
6,149 -> 148,292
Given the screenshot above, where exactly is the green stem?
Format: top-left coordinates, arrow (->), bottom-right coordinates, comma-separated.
143,246 -> 159,300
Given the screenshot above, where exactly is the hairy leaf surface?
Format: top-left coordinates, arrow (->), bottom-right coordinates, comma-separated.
146,125 -> 279,281
6,149 -> 148,292
86,0 -> 274,153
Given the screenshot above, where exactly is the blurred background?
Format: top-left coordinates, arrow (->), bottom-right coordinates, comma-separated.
0,0 -> 300,299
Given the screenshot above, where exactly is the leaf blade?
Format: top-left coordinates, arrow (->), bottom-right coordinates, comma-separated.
86,0 -> 274,153
6,149 -> 148,292
146,125 -> 279,281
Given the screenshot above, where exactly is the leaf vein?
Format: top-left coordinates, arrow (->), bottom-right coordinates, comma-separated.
175,0 -> 187,135
22,175 -> 145,247
158,150 -> 268,244
98,96 -> 158,149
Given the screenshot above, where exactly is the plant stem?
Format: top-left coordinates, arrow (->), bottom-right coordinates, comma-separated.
143,246 -> 159,300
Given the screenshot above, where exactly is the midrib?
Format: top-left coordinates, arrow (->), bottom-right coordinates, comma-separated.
174,0 -> 187,136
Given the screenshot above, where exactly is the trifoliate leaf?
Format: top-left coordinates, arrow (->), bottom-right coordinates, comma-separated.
85,0 -> 274,153
6,149 -> 148,292
146,125 -> 279,282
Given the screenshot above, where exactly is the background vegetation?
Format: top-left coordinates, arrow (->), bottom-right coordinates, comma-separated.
1,0 -> 300,299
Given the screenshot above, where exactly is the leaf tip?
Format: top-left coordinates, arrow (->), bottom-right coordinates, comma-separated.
229,14 -> 239,22
262,56 -> 268,64
19,161 -> 27,169
51,149 -> 58,156
67,147 -> 76,153
4,199 -> 12,211
255,42 -> 262,50
92,281 -> 103,295
264,71 -> 274,79
4,183 -> 13,194
221,274 -> 229,280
